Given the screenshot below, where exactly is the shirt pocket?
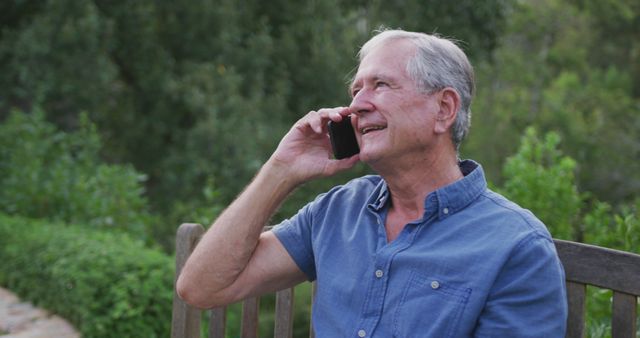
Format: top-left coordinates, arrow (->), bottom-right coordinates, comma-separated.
392,270 -> 472,338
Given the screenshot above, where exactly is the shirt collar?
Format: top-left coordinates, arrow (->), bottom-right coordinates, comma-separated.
367,179 -> 389,212
431,159 -> 486,220
366,160 -> 487,219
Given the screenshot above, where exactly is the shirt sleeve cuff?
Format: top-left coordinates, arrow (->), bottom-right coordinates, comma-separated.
272,220 -> 317,281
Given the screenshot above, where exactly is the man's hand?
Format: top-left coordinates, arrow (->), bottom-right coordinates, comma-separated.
267,107 -> 360,186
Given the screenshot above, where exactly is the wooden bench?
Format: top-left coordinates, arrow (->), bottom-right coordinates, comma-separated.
172,223 -> 640,338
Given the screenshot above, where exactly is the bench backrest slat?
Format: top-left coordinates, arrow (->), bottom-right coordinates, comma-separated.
209,307 -> 226,338
554,239 -> 640,295
172,223 -> 205,338
612,292 -> 637,338
275,288 -> 295,338
241,297 -> 260,338
565,281 -> 586,338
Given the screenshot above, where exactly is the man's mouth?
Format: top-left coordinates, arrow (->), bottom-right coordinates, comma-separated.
360,125 -> 386,135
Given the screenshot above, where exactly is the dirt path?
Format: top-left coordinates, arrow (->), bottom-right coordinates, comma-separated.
0,287 -> 79,338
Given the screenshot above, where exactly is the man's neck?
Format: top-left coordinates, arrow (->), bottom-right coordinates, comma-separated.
379,149 -> 462,242
380,149 -> 463,220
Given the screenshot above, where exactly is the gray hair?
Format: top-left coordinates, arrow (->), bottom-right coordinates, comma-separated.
358,30 -> 475,151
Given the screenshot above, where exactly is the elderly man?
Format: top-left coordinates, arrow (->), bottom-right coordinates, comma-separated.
177,29 -> 567,337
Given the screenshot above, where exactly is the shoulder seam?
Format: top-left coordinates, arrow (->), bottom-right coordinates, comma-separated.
480,190 -> 549,238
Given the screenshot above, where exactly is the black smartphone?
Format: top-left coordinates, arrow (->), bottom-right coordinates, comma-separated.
328,115 -> 360,159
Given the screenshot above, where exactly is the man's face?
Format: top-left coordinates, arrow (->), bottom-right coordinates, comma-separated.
349,39 -> 440,167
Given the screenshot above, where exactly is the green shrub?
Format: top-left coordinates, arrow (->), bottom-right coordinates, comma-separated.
583,199 -> 640,254
0,110 -> 152,238
499,127 -> 583,240
0,214 -> 174,338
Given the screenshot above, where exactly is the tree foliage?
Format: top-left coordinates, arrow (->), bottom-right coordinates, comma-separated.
0,110 -> 151,238
0,0 -> 513,238
466,0 -> 640,203
0,0 -> 637,242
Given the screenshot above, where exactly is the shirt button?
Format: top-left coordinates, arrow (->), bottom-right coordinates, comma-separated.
358,329 -> 366,337
443,207 -> 449,214
375,269 -> 384,278
431,280 -> 440,289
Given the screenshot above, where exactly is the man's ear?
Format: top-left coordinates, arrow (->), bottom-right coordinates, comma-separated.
434,87 -> 460,135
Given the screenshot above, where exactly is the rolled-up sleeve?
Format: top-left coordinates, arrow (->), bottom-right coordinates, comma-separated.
272,203 -> 317,281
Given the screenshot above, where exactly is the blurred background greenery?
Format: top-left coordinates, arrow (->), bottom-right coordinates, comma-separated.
0,0 -> 638,337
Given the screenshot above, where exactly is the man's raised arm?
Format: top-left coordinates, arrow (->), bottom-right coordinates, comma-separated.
176,107 -> 358,309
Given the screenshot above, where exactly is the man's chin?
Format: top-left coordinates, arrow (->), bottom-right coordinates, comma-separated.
358,148 -> 384,166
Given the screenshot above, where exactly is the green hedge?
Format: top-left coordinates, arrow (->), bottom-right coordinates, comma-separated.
0,214 -> 174,337
0,111 -> 153,240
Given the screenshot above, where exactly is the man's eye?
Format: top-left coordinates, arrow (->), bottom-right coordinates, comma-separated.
351,89 -> 360,97
375,81 -> 388,88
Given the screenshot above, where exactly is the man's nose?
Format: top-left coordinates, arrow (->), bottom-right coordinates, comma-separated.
349,90 -> 374,115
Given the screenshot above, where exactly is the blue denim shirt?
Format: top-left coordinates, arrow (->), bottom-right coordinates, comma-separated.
273,160 -> 567,337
